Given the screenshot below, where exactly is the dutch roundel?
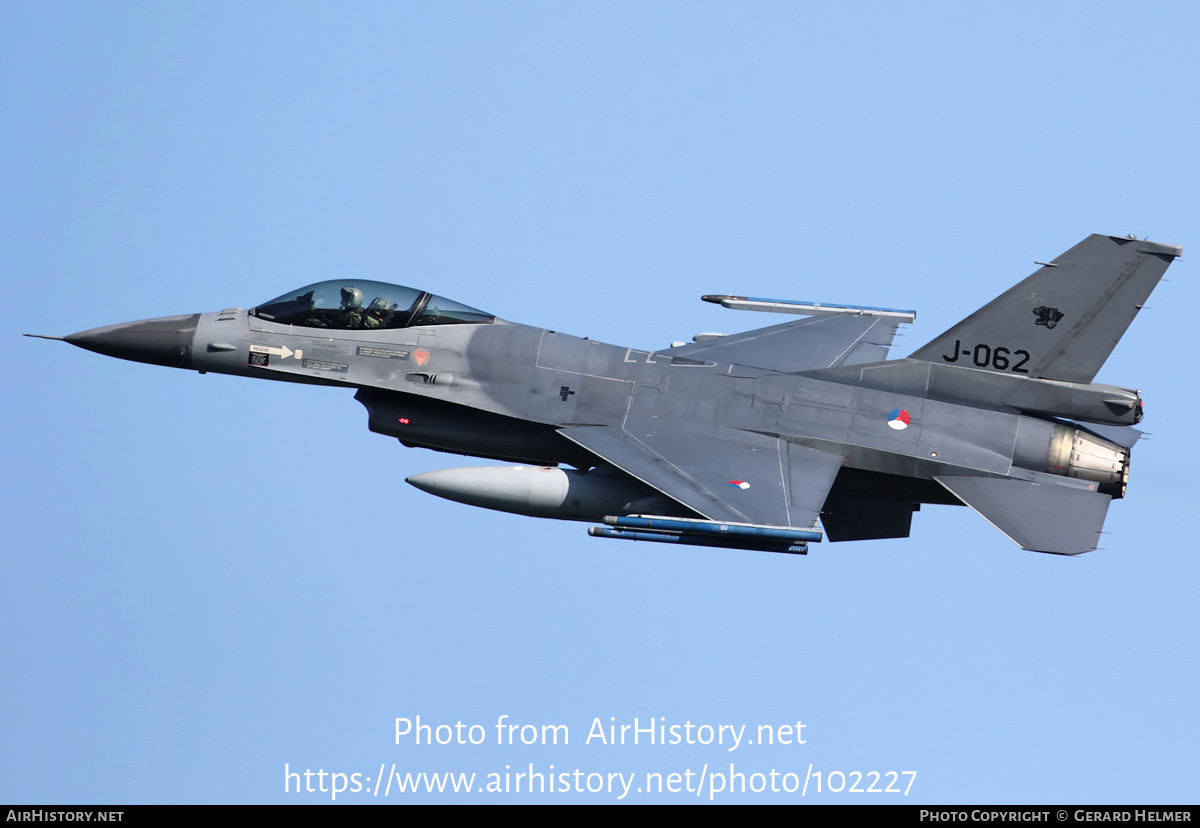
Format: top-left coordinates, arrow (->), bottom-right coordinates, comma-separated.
727,480 -> 751,490
886,409 -> 911,430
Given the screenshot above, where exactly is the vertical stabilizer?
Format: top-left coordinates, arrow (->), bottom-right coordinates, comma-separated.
910,235 -> 1180,383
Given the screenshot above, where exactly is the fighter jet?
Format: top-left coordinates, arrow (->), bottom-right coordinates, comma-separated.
30,233 -> 1180,556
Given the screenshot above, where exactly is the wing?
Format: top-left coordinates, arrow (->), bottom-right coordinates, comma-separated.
935,475 -> 1112,555
559,420 -> 844,529
662,314 -> 905,374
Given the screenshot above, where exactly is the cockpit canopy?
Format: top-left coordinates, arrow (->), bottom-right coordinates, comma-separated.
252,280 -> 495,331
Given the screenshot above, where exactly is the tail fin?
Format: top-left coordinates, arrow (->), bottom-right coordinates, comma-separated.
909,234 -> 1181,383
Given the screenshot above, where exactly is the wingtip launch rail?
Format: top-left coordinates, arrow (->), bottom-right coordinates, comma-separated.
703,294 -> 917,323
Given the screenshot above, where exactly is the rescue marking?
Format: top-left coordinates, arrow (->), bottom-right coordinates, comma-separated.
249,343 -> 303,360
357,346 -> 410,360
301,358 -> 349,373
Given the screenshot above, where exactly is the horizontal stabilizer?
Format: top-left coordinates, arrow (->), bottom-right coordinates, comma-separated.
935,475 -> 1112,555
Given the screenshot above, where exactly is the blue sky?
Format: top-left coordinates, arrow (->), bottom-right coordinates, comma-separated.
3,2 -> 1198,804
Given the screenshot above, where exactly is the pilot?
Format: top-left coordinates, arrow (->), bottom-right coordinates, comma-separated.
334,286 -> 366,329
363,297 -> 397,329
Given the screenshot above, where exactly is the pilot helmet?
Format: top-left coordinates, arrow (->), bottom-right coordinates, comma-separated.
340,286 -> 364,308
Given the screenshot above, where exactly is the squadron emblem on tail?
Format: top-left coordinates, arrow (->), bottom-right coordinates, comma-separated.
1033,306 -> 1064,329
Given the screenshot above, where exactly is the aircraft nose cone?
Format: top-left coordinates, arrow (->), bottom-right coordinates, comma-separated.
65,314 -> 200,369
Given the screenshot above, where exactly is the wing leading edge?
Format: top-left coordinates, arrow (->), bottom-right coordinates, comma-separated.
662,313 -> 906,374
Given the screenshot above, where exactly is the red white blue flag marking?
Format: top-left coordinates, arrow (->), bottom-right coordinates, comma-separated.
886,409 -> 911,430
727,480 -> 751,489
